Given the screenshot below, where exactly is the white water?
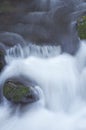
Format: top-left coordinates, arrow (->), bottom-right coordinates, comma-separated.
0,41 -> 86,130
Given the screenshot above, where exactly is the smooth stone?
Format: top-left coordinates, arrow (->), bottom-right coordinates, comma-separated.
3,79 -> 39,104
0,32 -> 26,47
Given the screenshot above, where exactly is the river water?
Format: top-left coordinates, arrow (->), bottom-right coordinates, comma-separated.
0,0 -> 86,129
0,40 -> 86,130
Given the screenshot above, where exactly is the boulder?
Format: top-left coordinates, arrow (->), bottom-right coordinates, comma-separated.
0,32 -> 26,47
3,80 -> 39,104
77,16 -> 86,39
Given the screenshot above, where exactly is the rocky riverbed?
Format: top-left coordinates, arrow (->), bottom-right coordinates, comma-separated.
0,0 -> 86,104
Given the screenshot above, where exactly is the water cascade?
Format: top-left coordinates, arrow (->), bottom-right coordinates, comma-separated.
0,0 -> 86,130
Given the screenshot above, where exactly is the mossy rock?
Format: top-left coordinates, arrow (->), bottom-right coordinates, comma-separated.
77,16 -> 86,39
3,80 -> 39,104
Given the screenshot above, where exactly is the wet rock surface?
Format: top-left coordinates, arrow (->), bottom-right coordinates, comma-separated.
0,32 -> 26,47
0,47 -> 6,72
3,79 -> 39,104
77,16 -> 86,39
0,0 -> 85,53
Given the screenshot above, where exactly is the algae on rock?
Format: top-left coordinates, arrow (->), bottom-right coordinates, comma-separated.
77,16 -> 86,39
3,80 -> 39,104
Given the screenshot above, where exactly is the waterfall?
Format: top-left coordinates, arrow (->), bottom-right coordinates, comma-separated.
5,44 -> 61,64
0,40 -> 86,130
0,0 -> 86,130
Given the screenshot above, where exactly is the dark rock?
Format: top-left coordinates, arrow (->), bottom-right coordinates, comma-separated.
0,0 -> 85,54
0,32 -> 26,47
3,80 -> 39,104
0,45 -> 6,72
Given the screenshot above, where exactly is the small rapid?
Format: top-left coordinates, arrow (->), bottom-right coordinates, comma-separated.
0,0 -> 86,129
0,40 -> 86,130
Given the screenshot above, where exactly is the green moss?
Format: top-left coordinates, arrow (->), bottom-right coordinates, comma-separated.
77,16 -> 86,39
3,82 -> 30,103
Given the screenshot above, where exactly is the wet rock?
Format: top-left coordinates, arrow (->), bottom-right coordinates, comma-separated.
0,32 -> 26,47
0,45 -> 6,72
77,16 -> 86,39
0,0 -> 85,55
3,80 -> 39,104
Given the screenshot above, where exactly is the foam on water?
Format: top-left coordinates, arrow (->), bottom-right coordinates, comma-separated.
0,41 -> 86,130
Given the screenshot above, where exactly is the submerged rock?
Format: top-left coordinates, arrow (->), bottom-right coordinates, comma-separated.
3,80 -> 39,104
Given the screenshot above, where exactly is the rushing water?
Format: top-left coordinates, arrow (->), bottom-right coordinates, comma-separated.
0,40 -> 86,130
0,0 -> 86,130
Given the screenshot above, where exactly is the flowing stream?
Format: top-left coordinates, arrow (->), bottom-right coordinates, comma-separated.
0,0 -> 86,130
0,40 -> 86,130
